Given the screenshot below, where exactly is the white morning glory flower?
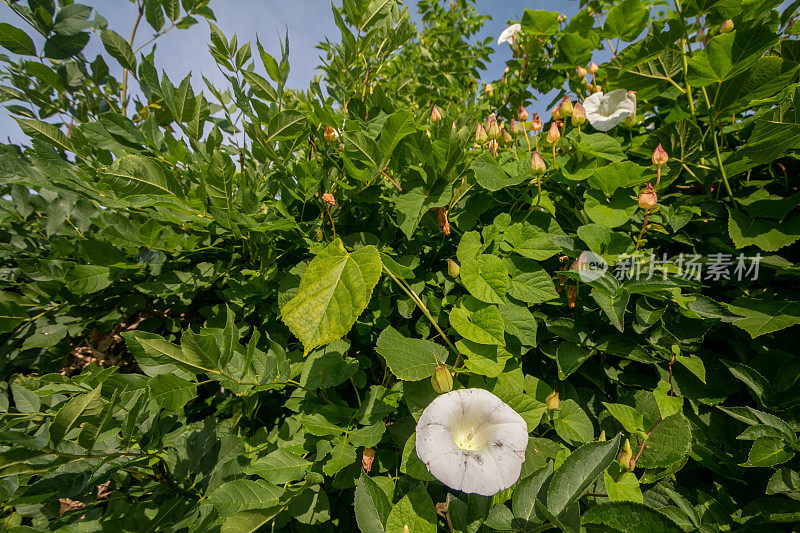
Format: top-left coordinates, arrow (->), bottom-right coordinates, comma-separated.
583,89 -> 637,131
415,388 -> 528,496
497,23 -> 522,50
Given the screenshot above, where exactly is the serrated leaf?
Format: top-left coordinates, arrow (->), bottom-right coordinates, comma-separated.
101,28 -> 136,72
281,239 -> 382,354
355,471 -> 391,533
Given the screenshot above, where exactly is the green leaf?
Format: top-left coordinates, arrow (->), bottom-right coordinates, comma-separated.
653,381 -> 683,419
688,26 -> 779,87
512,463 -> 554,523
521,9 -> 560,35
546,434 -> 621,517
354,471 -> 391,533
591,286 -> 629,332
499,302 -> 538,347
148,373 -> 195,411
727,298 -> 800,338
556,342 -> 591,379
50,385 -> 101,447
101,29 -> 137,72
603,403 -> 645,434
449,297 -> 505,346
460,254 -> 508,304
554,399 -> 595,444
728,209 -> 800,252
747,437 -> 795,467
15,118 -> 72,152
506,257 -> 559,305
605,0 -> 649,41
588,161 -> 647,196
675,354 -> 706,383
122,331 -> 211,377
65,264 -> 112,295
604,471 -> 643,503
582,502 -> 682,532
0,22 -> 36,55
378,110 -> 416,159
246,450 -> 312,484
375,326 -> 446,381
207,479 -> 284,517
385,484 -> 436,533
281,239 -> 382,354
584,189 -> 638,228
0,298 -> 28,334
471,154 -> 520,191
102,154 -> 184,200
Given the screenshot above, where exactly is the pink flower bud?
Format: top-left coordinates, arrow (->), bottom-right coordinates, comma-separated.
530,151 -> 546,176
430,105 -> 442,123
652,144 -> 669,166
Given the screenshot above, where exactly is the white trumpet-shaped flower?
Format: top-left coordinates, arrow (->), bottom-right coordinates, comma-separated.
583,89 -> 637,131
497,23 -> 522,50
415,388 -> 528,496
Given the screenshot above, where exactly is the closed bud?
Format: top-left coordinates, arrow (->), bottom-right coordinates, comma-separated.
546,391 -> 560,410
598,430 -> 606,442
652,143 -> 669,166
720,19 -> 734,34
558,13 -> 567,22
324,125 -> 338,141
430,105 -> 442,123
486,116 -> 501,140
447,258 -> 460,277
638,184 -> 658,210
571,102 -> 586,126
509,118 -> 522,137
518,105 -> 529,122
500,128 -> 513,146
530,113 -> 542,132
484,83 -> 494,96
588,61 -> 599,74
431,364 -> 454,394
547,121 -> 561,144
551,103 -> 563,121
560,96 -> 574,117
530,151 -> 546,176
576,65 -> 587,78
624,113 -> 637,127
403,527 -> 410,533
567,284 -> 577,308
487,139 -> 499,156
619,438 -> 634,470
475,123 -> 488,145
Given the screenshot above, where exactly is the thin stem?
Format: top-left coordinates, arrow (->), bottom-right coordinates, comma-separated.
122,1 -> 145,115
702,87 -> 737,209
635,209 -> 650,251
632,418 -> 663,467
382,265 -> 459,358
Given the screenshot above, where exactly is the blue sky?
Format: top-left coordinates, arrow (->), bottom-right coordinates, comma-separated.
0,1 -> 585,142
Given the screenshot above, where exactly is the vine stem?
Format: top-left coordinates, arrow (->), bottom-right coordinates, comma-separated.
635,209 -> 650,251
121,1 -> 145,115
632,418 -> 662,467
702,87 -> 738,210
382,265 -> 459,362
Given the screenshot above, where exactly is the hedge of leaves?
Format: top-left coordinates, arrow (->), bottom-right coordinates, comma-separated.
1,0 -> 800,531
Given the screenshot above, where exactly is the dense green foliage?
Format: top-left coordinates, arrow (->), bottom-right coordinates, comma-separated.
1,0 -> 800,530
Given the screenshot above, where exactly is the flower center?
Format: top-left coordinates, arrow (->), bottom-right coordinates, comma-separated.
453,425 -> 487,451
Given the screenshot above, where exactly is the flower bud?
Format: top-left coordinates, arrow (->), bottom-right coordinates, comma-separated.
500,128 -> 513,146
484,83 -> 494,96
720,19 -> 734,34
551,103 -> 563,121
560,96 -> 574,117
588,61 -> 599,74
321,193 -> 336,206
530,113 -> 542,132
619,438 -> 634,470
437,207 -> 451,236
447,259 -> 460,277
652,143 -> 669,167
558,13 -> 567,22
547,121 -> 561,144
430,105 -> 442,123
431,364 -> 454,394
324,125 -> 338,141
566,284 -> 577,308
518,105 -> 529,122
624,114 -> 637,127
475,123 -> 488,145
509,118 -> 522,137
362,447 -> 375,472
598,430 -> 606,442
487,139 -> 499,156
530,151 -> 546,176
486,116 -> 501,140
545,391 -> 560,410
576,65 -> 587,78
638,184 -> 658,210
571,102 -> 586,126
